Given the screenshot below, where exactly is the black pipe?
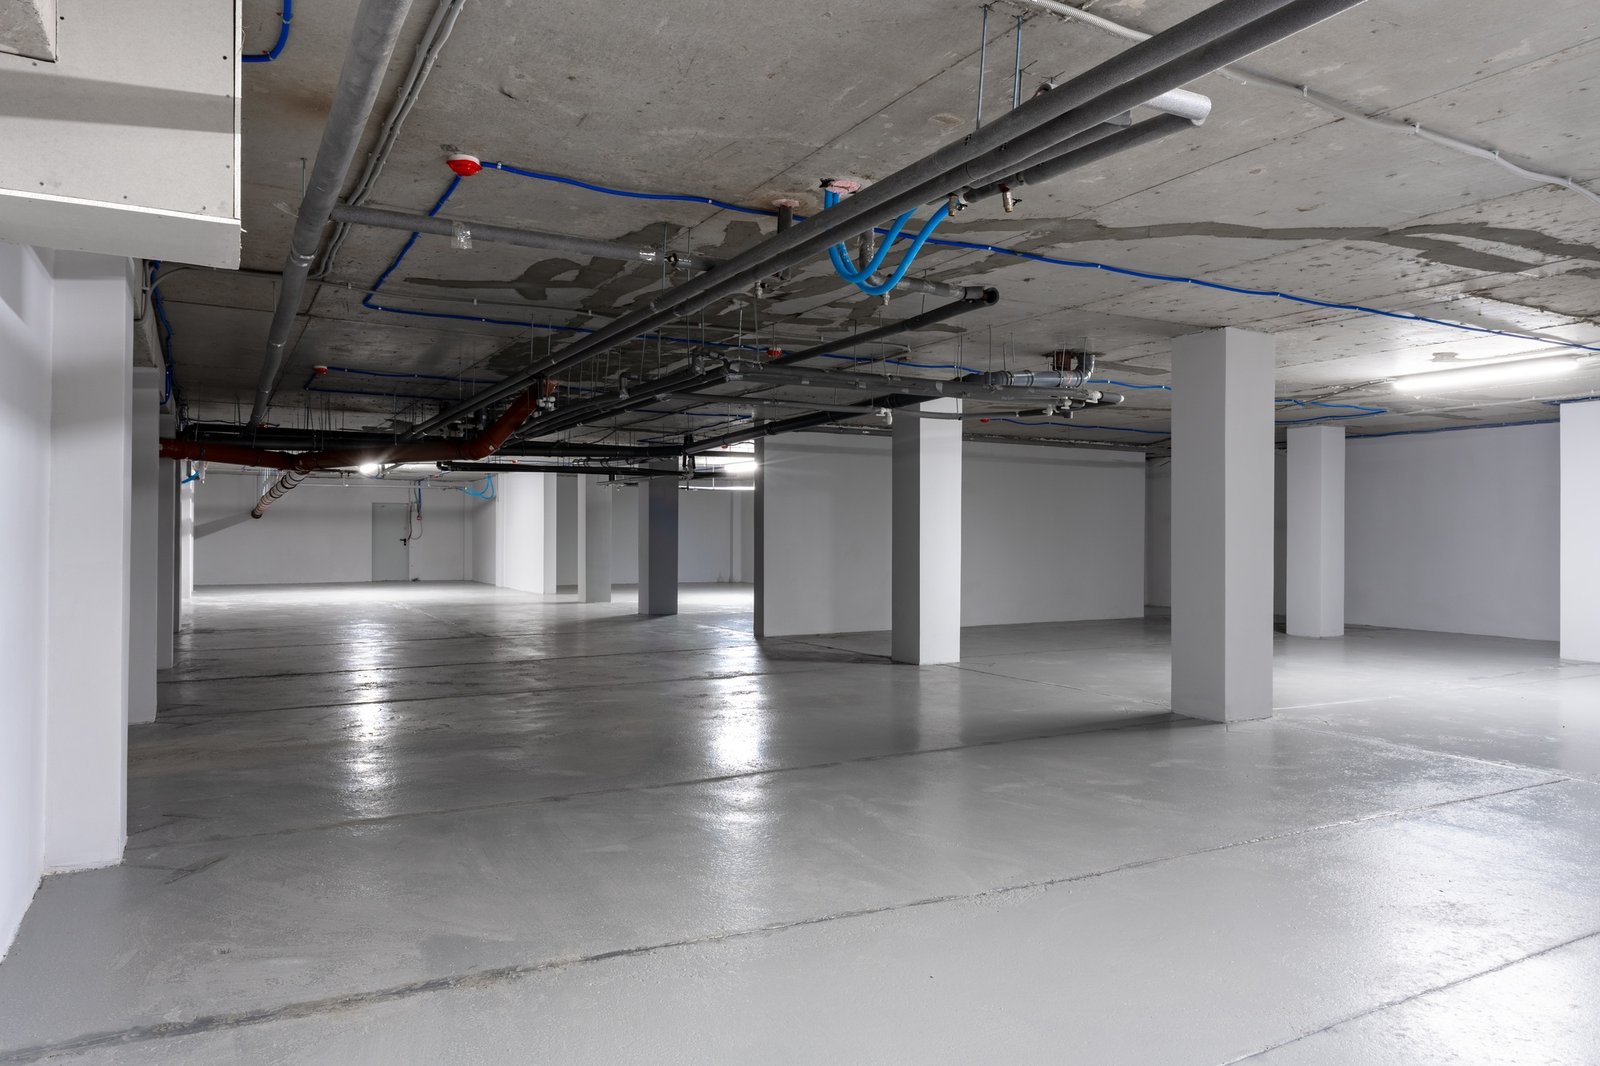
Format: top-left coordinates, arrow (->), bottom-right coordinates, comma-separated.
769,288 -> 999,368
439,461 -> 673,477
966,113 -> 1194,201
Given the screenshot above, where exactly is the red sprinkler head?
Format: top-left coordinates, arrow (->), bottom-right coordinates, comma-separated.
446,153 -> 482,177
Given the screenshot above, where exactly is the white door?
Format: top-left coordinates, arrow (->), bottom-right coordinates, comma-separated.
371,502 -> 411,582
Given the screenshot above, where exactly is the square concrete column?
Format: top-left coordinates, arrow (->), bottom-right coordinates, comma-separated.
45,252 -> 133,870
892,398 -> 962,665
1561,401 -> 1600,662
156,419 -> 177,670
1286,424 -> 1345,638
542,473 -> 560,594
177,470 -> 194,627
1170,328 -> 1276,722
492,473 -> 558,594
128,367 -> 162,725
577,475 -> 613,603
638,466 -> 679,616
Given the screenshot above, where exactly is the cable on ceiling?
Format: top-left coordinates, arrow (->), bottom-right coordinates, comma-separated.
241,0 -> 293,63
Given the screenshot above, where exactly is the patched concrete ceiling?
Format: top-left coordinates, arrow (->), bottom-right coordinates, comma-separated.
159,0 -> 1600,446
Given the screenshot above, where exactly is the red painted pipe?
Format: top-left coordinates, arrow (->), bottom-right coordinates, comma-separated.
159,390 -> 545,474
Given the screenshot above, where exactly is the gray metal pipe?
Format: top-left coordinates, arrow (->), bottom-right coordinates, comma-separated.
248,0 -> 417,426
408,0 -> 1354,437
331,203 -> 969,300
965,113 -> 1192,202
331,204 -> 719,270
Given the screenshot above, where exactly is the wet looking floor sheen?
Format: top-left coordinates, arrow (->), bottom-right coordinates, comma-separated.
1,582 -> 1597,1064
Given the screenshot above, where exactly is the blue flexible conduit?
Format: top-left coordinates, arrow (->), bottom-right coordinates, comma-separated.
459,474 -> 496,500
149,262 -> 176,406
351,163 -> 1436,432
241,0 -> 292,63
823,189 -> 952,296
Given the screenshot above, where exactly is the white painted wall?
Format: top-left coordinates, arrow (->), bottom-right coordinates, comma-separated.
1346,424 -> 1559,640
0,243 -> 53,958
962,440 -> 1145,627
582,483 -> 755,585
195,474 -> 470,585
758,433 -> 1147,637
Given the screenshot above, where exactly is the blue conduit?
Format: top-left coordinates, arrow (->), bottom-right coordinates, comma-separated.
472,163 -> 1600,359
241,0 -> 293,63
823,189 -> 952,296
458,474 -> 496,499
353,166 -> 1412,431
180,471 -> 200,485
149,262 -> 176,406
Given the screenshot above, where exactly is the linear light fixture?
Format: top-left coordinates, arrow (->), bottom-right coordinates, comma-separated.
1392,354 -> 1587,394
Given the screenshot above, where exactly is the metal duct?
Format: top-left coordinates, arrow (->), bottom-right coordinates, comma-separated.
251,471 -> 307,519
249,0 -> 418,426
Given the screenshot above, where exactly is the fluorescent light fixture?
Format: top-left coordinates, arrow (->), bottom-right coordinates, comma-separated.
358,462 -> 381,475
1393,354 -> 1585,394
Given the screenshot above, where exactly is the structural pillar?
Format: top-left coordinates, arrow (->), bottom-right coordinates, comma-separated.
577,475 -> 613,603
1286,424 -> 1345,638
176,469 -> 194,627
1170,328 -> 1276,722
128,368 -> 161,724
542,472 -> 560,594
1561,401 -> 1600,662
156,417 -> 177,670
892,398 -> 962,665
638,467 -> 679,616
44,252 -> 133,870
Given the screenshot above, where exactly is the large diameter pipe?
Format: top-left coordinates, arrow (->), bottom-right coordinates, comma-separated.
249,0 -> 417,426
252,471 -> 307,519
410,0 -> 1359,436
163,389 -> 545,478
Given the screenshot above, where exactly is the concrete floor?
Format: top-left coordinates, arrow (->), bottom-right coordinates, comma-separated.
2,582 -> 1597,1064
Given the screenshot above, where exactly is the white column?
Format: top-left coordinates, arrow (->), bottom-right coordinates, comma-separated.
44,252 -> 133,870
753,441 -> 769,637
1170,328 -> 1276,723
578,475 -> 613,603
892,398 -> 963,665
128,368 -> 161,725
177,470 -> 194,627
638,467 -> 679,616
492,473 -> 556,594
1561,401 -> 1600,662
542,473 -> 559,594
1286,424 -> 1345,638
156,420 -> 177,670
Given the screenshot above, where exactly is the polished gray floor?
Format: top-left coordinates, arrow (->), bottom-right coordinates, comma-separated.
1,583 -> 1596,1064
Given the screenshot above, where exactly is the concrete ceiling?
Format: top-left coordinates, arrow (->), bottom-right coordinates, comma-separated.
158,0 -> 1600,446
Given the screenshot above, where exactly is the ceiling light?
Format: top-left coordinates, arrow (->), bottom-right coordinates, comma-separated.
1392,355 -> 1586,394
718,459 -> 757,474
358,462 -> 381,475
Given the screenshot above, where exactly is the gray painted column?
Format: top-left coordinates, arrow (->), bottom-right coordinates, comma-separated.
1286,424 -> 1345,638
638,466 -> 679,616
44,252 -> 132,870
577,475 -> 613,604
1561,401 -> 1600,661
1170,328 -> 1276,722
156,419 -> 176,670
892,398 -> 963,665
128,367 -> 161,725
